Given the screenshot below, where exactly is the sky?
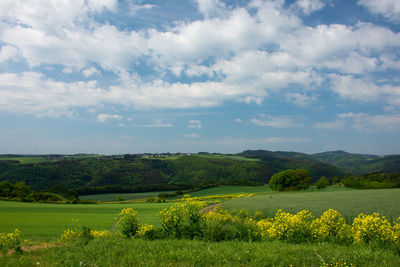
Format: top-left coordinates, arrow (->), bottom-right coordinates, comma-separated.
1,0 -> 400,155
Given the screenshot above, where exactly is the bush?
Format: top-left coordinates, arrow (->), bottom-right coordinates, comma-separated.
202,208 -> 260,241
159,195 -> 205,238
116,208 -> 140,238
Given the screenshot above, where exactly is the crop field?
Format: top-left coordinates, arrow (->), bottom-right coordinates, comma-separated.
0,156 -> 53,164
195,154 -> 260,161
0,201 -> 171,241
185,185 -> 269,197
223,188 -> 400,221
79,191 -> 175,202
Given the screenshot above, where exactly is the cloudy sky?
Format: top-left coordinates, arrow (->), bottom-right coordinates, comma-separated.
1,0 -> 400,155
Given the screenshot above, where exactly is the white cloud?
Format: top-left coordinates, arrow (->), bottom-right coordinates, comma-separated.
82,66 -> 101,77
119,135 -> 135,140
188,120 -> 202,129
329,74 -> 400,104
97,113 -> 122,123
234,118 -> 242,123
218,136 -> 310,145
251,115 -> 303,128
313,120 -> 345,130
293,0 -> 326,15
184,133 -> 200,138
358,0 -> 400,23
195,0 -> 227,18
285,92 -> 316,107
339,112 -> 400,132
0,45 -> 19,62
129,2 -> 156,15
144,119 -> 173,128
0,72 -> 104,117
0,0 -> 400,117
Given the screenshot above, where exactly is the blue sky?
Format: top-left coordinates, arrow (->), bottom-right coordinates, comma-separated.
1,0 -> 400,155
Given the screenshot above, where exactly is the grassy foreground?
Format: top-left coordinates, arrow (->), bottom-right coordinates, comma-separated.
1,238 -> 400,266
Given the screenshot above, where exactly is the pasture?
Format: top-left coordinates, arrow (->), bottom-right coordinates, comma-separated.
0,201 -> 171,241
223,187 -> 400,221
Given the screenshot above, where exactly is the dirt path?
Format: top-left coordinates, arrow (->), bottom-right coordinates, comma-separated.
201,203 -> 222,214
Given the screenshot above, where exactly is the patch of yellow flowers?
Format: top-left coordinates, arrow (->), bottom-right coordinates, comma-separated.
61,229 -> 117,242
256,208 -> 400,246
0,229 -> 23,252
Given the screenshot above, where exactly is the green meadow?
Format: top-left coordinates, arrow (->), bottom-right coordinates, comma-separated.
223,187 -> 400,221
0,201 -> 171,241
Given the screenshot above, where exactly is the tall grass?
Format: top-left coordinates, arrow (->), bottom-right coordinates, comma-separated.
1,238 -> 399,266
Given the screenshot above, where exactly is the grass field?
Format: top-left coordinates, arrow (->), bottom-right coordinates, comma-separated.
0,201 -> 171,241
79,191 -> 175,202
2,239 -> 400,266
185,185 -> 269,197
0,156 -> 53,164
223,188 -> 400,221
195,154 -> 260,161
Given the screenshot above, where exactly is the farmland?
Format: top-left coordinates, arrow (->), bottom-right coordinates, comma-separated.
223,187 -> 400,221
0,201 -> 171,240
1,185 -> 400,266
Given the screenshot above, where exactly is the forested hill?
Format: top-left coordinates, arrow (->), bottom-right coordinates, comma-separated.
312,151 -> 400,175
0,153 -> 345,194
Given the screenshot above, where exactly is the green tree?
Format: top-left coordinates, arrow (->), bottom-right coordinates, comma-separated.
269,169 -> 311,191
315,176 -> 329,190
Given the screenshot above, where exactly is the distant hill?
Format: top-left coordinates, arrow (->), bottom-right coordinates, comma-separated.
312,151 -> 400,175
237,150 -> 346,179
1,150 -> 399,194
0,152 -> 345,193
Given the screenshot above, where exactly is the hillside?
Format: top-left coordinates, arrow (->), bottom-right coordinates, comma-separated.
0,153 -> 345,193
312,150 -> 400,175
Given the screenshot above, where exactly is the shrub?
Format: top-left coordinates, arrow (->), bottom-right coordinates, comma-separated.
116,208 -> 140,238
158,195 -> 205,238
0,229 -> 23,254
352,213 -> 393,245
202,208 -> 260,241
311,209 -> 350,242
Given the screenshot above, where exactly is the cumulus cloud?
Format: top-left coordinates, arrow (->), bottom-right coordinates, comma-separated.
97,113 -> 122,123
82,66 -> 101,77
329,74 -> 400,104
184,133 -> 200,138
144,119 -> 173,128
251,115 -> 303,128
218,136 -> 310,145
293,0 -> 326,15
234,118 -> 242,123
285,92 -> 316,107
0,72 -> 104,117
0,45 -> 19,62
0,0 -> 399,117
358,0 -> 400,23
129,2 -> 156,15
339,112 -> 400,132
313,120 -> 345,130
188,120 -> 202,129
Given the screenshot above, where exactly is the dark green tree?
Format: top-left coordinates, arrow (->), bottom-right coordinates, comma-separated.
315,176 -> 329,190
